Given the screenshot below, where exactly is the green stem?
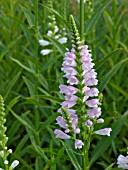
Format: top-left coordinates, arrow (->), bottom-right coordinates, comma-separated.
82,133 -> 91,170
80,0 -> 85,42
34,0 -> 39,131
83,149 -> 89,170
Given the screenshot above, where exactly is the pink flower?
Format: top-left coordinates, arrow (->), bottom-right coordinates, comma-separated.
83,78 -> 98,86
65,95 -> 78,101
95,128 -> 112,136
56,116 -> 67,128
86,88 -> 99,97
82,62 -> 95,71
62,58 -> 76,67
62,67 -> 77,76
83,69 -> 97,80
86,99 -> 99,108
69,113 -> 78,129
74,128 -> 80,134
87,107 -> 101,118
59,85 -> 78,95
65,52 -> 76,59
117,154 -> 128,169
75,139 -> 84,149
61,100 -> 76,108
54,129 -> 71,139
85,120 -> 93,127
67,76 -> 79,85
97,118 -> 104,123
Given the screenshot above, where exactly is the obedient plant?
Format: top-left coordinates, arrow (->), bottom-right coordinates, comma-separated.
0,95 -> 19,170
39,0 -> 67,55
54,15 -> 112,169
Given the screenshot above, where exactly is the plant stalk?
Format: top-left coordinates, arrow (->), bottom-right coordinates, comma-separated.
80,0 -> 85,42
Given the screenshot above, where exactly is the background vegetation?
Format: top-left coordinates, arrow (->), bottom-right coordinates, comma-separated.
0,0 -> 128,169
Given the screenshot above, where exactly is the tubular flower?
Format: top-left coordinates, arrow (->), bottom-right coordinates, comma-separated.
117,153 -> 128,169
54,15 -> 112,149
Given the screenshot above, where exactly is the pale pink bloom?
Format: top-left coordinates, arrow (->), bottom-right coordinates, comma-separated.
86,99 -> 99,108
74,128 -> 80,134
62,58 -> 76,67
82,61 -> 95,71
83,96 -> 89,101
83,69 -> 97,80
97,118 -> 104,123
85,120 -> 93,127
65,129 -> 70,133
71,48 -> 75,53
95,128 -> 112,136
59,85 -> 78,95
75,139 -> 84,149
54,129 -> 70,139
61,100 -> 76,108
62,67 -> 77,76
87,107 -> 101,118
67,76 -> 79,85
83,86 -> 90,93
83,78 -> 98,86
117,154 -> 128,169
86,88 -> 99,97
57,108 -> 76,114
81,53 -> 92,60
69,113 -> 78,129
56,116 -> 67,128
65,52 -> 76,59
65,95 -> 78,101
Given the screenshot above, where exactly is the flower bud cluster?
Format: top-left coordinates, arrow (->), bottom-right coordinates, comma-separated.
0,95 -> 19,169
54,15 -> 112,149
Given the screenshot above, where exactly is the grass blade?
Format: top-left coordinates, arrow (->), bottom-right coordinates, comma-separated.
98,58 -> 128,92
85,0 -> 111,34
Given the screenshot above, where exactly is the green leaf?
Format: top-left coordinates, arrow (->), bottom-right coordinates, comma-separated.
15,134 -> 29,153
44,35 -> 66,55
8,107 -> 35,131
27,128 -> 51,165
89,111 -> 128,167
40,54 -> 62,73
12,152 -> 33,170
52,147 -> 65,165
103,11 -> 114,36
95,49 -> 123,70
0,35 -> 22,61
42,4 -> 69,28
23,76 -> 36,96
39,112 -> 59,132
11,57 -> 35,73
61,141 -> 82,170
105,162 -> 115,170
21,6 -> 35,28
98,58 -> 128,92
27,95 -> 63,104
4,71 -> 21,100
109,82 -> 128,99
85,0 -> 111,34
